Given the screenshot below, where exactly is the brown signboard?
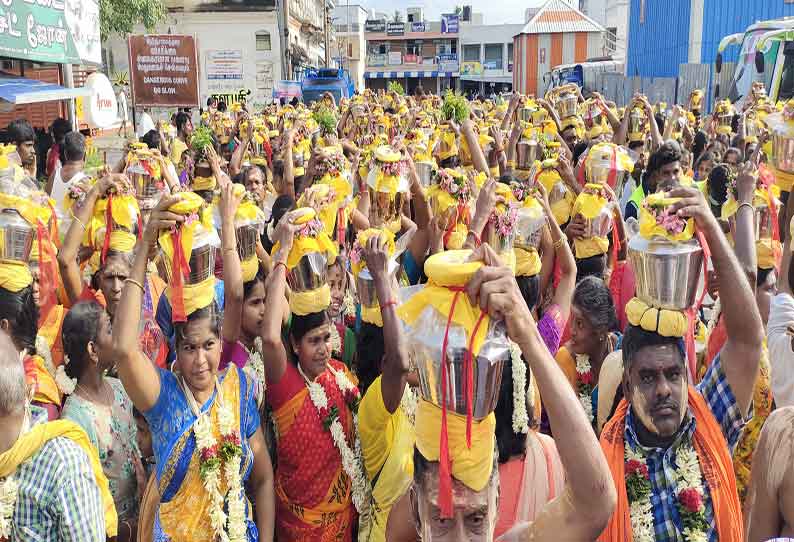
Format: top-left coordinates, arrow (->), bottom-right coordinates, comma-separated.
128,35 -> 199,107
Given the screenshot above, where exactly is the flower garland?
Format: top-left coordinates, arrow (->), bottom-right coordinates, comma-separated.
298,363 -> 372,517
329,324 -> 343,357
625,443 -> 709,542
298,217 -> 324,238
400,385 -> 418,426
575,354 -> 595,424
55,355 -> 77,395
242,337 -> 266,409
183,377 -> 247,542
0,476 -> 17,539
643,201 -> 688,235
436,169 -> 471,201
509,341 -> 529,434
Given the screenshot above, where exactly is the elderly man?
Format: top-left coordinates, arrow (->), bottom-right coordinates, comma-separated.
410,245 -> 616,541
0,331 -> 116,541
600,185 -> 763,541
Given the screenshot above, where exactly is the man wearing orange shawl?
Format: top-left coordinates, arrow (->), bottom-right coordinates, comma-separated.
599,186 -> 762,542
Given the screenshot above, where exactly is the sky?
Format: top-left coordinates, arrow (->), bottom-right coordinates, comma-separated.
353,0 -> 546,26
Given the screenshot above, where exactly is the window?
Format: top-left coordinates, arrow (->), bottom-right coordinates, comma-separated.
256,31 -> 271,51
484,43 -> 502,70
463,44 -> 480,63
435,40 -> 456,56
407,40 -> 423,56
348,43 -> 354,57
507,43 -> 513,72
368,42 -> 389,55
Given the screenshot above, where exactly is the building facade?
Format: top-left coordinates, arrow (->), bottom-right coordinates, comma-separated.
363,14 -> 461,94
285,0 -> 335,79
104,3 -> 282,111
512,0 -> 605,97
458,23 -> 524,96
332,4 -> 368,92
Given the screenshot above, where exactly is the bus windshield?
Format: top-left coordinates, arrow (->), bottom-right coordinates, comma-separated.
730,29 -> 781,102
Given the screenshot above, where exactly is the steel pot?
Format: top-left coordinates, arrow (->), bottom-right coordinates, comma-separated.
513,207 -> 546,250
0,208 -> 33,262
156,223 -> 218,284
728,205 -> 775,242
236,223 -> 259,261
772,131 -> 794,173
583,208 -> 613,238
286,252 -> 327,293
628,236 -> 704,310
415,161 -> 435,187
557,91 -> 578,119
516,139 -> 541,170
356,259 -> 399,309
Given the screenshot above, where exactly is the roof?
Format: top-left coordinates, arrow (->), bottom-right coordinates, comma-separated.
0,74 -> 91,105
516,0 -> 605,35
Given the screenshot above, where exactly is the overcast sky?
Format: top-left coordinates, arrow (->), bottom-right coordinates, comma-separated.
353,0 -> 546,25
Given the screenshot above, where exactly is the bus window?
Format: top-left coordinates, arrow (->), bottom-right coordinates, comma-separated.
779,51 -> 794,101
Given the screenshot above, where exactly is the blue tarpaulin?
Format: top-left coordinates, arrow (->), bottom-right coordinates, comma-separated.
0,73 -> 90,105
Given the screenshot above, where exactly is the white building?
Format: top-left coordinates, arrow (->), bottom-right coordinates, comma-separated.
580,0 -> 628,59
332,4 -> 368,91
458,21 -> 525,96
286,0 -> 335,78
104,7 -> 282,111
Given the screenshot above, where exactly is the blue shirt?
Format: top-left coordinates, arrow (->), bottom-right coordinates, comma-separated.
624,355 -> 749,542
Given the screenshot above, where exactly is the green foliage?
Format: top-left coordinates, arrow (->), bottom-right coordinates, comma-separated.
190,126 -> 214,154
312,108 -> 337,135
387,81 -> 405,96
442,90 -> 469,123
99,0 -> 166,41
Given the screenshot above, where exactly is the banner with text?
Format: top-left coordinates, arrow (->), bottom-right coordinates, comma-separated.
128,34 -> 199,107
0,0 -> 101,64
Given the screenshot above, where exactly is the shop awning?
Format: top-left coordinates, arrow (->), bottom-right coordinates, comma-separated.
0,74 -> 91,105
364,71 -> 456,79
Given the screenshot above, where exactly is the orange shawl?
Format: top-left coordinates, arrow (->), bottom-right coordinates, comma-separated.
599,387 -> 743,542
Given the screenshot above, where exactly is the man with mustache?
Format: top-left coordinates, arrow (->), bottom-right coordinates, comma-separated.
599,185 -> 763,542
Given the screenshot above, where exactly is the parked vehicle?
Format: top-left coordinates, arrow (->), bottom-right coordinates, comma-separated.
300,68 -> 355,104
542,58 -> 624,95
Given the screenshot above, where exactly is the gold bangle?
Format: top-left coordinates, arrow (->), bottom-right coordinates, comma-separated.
222,247 -> 237,253
737,201 -> 754,214
553,237 -> 566,250
70,212 -> 87,231
124,278 -> 145,293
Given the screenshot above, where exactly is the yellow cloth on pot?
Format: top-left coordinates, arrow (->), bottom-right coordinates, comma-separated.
514,247 -> 541,277
415,400 -> 495,492
721,189 -> 771,220
361,304 -> 384,327
166,276 -> 216,317
351,228 -> 395,277
572,184 -> 610,259
437,130 -> 458,161
625,297 -> 688,338
639,194 -> 695,242
241,256 -> 259,282
94,194 -> 139,232
271,208 -> 338,270
771,166 -> 794,193
290,283 -> 331,316
397,249 -> 490,356
758,238 -> 781,270
0,260 -> 32,292
0,193 -> 53,227
192,175 -> 217,191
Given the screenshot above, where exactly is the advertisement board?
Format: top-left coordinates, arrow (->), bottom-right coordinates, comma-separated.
365,19 -> 386,32
461,62 -> 483,76
386,22 -> 405,36
411,22 -> 426,33
206,50 -> 243,81
368,54 -> 388,67
441,14 -> 459,34
388,52 -> 402,66
128,34 -> 200,107
403,54 -> 422,64
0,0 -> 101,64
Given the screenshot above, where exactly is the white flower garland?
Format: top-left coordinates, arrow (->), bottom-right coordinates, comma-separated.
509,341 -> 529,434
400,385 -> 418,426
55,356 -> 77,395
299,364 -> 372,517
626,442 -> 708,542
0,476 -> 17,539
329,323 -> 342,355
183,378 -> 247,542
575,354 -> 595,424
242,337 -> 266,408
35,335 -> 55,378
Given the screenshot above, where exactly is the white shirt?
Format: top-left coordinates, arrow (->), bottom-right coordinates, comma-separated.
767,293 -> 794,407
50,169 -> 88,214
137,111 -> 155,138
118,91 -> 128,120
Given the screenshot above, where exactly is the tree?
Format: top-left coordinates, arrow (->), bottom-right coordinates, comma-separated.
99,0 -> 167,41
392,10 -> 403,22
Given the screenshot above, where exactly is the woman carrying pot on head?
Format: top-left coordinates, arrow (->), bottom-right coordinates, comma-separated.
111,193 -> 276,542
554,276 -> 621,429
59,301 -> 142,542
261,207 -> 361,541
57,173 -> 168,367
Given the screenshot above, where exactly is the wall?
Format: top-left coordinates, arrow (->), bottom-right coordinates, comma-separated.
626,0 -> 691,78
604,0 -> 629,58
105,11 -> 281,110
514,31 -> 602,96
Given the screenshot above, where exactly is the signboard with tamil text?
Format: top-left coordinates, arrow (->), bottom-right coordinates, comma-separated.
128,34 -> 200,107
0,0 -> 101,64
365,19 -> 386,33
386,22 -> 405,36
206,50 -> 243,81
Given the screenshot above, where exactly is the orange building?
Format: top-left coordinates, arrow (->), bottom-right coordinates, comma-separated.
512,0 -> 605,97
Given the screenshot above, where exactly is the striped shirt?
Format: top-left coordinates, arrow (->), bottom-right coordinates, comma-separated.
624,355 -> 749,542
10,407 -> 105,541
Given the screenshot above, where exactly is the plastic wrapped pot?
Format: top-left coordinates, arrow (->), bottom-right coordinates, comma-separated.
0,208 -> 33,262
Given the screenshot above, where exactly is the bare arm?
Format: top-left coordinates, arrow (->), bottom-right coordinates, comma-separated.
220,184 -> 244,344
461,120 -> 489,175
537,184 -> 576,322
669,186 -> 763,414
733,163 -> 759,287
282,130 -> 296,199
111,195 -> 183,412
249,429 -> 275,541
465,249 -> 615,538
365,236 -> 410,413
778,167 -> 794,296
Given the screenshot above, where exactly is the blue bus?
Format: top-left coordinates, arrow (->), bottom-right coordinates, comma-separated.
300,68 -> 355,104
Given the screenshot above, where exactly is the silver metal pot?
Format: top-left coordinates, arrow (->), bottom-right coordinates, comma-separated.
286,252 -> 327,293
514,207 -> 546,250
0,208 -> 33,262
518,106 -> 534,124
628,236 -> 704,310
557,92 -> 578,119
415,161 -> 435,187
772,131 -> 794,173
356,259 -> 399,309
236,224 -> 258,261
516,139 -> 540,170
629,108 -> 645,136
368,187 -> 408,227
411,316 -> 508,419
728,205 -> 775,242
583,209 -> 613,238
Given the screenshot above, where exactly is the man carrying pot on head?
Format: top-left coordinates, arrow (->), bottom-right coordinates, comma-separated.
407,244 -> 616,541
599,186 -> 762,542
624,141 -> 684,220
